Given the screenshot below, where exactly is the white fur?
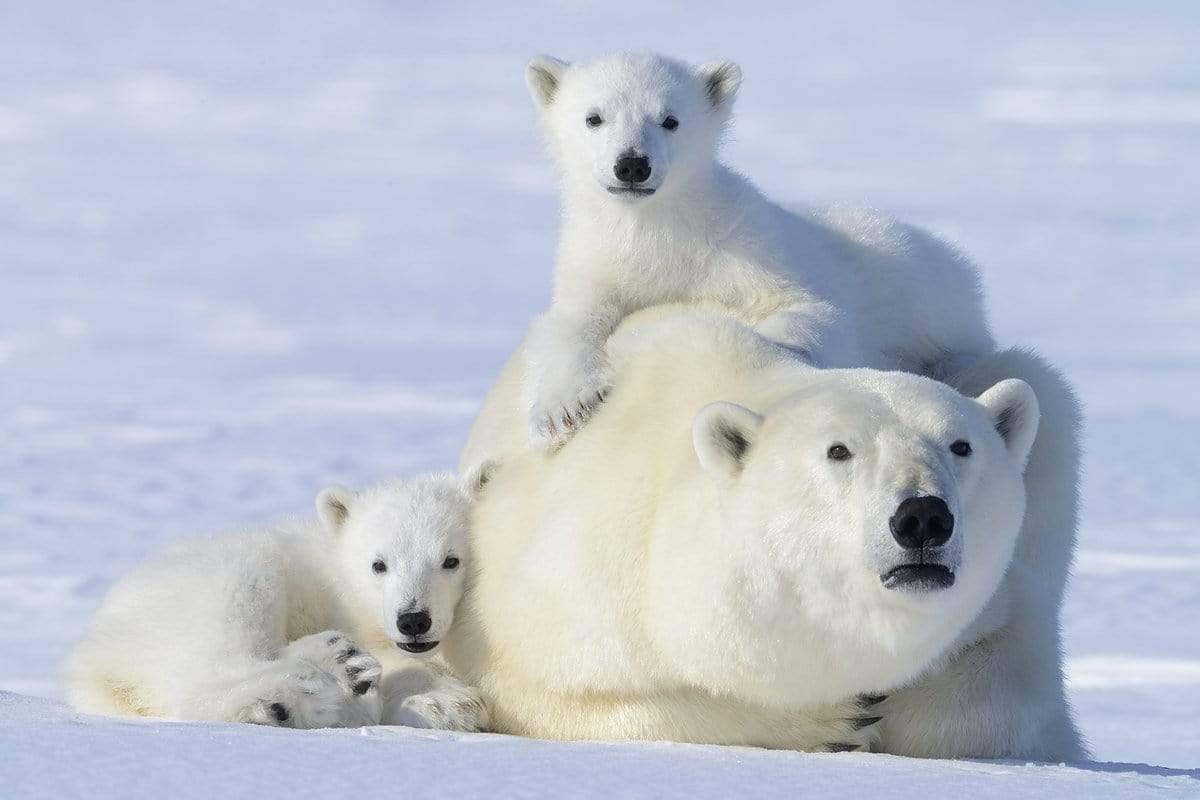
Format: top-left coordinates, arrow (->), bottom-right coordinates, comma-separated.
65,475 -> 487,732
877,348 -> 1087,760
448,309 -> 1033,752
515,52 -> 993,448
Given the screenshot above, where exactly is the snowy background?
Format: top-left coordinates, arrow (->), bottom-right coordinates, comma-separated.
1,1 -> 1197,795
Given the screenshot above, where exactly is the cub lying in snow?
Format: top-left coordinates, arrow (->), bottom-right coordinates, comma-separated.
517,51 -> 994,449
66,474 -> 488,731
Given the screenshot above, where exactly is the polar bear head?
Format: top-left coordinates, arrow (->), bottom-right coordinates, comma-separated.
525,52 -> 739,203
691,371 -> 1037,665
316,468 -> 491,657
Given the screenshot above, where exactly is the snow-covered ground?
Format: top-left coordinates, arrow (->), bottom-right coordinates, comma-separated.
1,1 -> 1197,794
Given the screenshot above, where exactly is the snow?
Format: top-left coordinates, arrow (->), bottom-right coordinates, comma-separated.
4,693 -> 1197,800
1,0 -> 1198,794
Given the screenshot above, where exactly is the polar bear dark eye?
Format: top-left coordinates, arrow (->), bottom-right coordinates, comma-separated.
950,440 -> 972,457
662,115 -> 679,131
827,443 -> 852,461
442,556 -> 460,570
586,114 -> 603,128
371,559 -> 387,574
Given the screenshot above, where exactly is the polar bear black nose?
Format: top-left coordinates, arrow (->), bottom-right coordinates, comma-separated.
614,155 -> 652,184
397,610 -> 432,637
889,496 -> 954,550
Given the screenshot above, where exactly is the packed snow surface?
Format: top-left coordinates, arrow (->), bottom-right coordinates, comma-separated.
1,1 -> 1197,795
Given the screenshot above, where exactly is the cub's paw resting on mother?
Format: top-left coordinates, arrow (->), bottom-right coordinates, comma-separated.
527,358 -> 612,449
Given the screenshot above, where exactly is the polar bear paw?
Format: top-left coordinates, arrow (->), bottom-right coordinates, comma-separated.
392,685 -> 489,732
236,662 -> 351,729
818,694 -> 886,753
283,631 -> 383,697
529,362 -> 613,449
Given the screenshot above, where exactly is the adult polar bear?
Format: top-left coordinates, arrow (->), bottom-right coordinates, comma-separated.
457,52 -> 1086,760
451,308 -> 1047,752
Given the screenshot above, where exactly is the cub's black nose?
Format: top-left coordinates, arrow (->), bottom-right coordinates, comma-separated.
889,496 -> 954,549
397,610 -> 432,637
614,155 -> 652,184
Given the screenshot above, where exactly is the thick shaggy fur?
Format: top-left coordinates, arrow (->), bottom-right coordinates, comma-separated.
463,49 -> 1086,760
65,476 -> 487,732
462,307 -> 1086,759
878,349 -> 1086,759
516,52 -> 994,449
450,309 -> 1038,752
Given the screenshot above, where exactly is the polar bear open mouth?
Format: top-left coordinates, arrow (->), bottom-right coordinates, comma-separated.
606,186 -> 656,196
880,564 -> 956,591
396,640 -> 440,654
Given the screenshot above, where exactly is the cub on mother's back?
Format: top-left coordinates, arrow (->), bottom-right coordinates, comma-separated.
514,51 -> 993,453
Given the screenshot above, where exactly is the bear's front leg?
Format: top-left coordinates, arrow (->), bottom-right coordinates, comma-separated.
228,661 -> 351,729
278,630 -> 384,727
190,654 -> 364,729
523,309 -> 617,448
380,661 -> 489,732
878,573 -> 1085,760
787,694 -> 886,753
284,631 -> 383,697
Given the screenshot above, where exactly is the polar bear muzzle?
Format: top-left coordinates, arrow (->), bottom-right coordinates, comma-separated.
880,496 -> 957,592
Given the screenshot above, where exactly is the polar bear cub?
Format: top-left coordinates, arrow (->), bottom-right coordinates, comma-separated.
66,474 -> 488,731
517,52 -> 994,449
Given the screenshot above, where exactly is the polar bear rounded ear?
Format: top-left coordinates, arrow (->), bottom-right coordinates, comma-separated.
461,459 -> 499,500
693,401 -> 764,478
316,485 -> 355,533
975,379 -> 1040,470
696,60 -> 742,109
526,55 -> 569,109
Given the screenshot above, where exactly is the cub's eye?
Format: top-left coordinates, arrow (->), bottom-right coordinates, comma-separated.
371,560 -> 387,574
950,440 -> 972,457
827,443 -> 852,461
662,115 -> 679,131
442,556 -> 461,570
585,114 -> 603,128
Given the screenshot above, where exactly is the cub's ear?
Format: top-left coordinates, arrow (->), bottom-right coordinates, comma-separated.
526,55 -> 569,108
461,459 -> 499,500
976,379 -> 1040,470
693,401 -> 763,478
316,485 -> 355,533
696,60 -> 742,109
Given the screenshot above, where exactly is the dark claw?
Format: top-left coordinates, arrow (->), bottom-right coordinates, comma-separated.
353,681 -> 372,695
269,702 -> 290,723
336,648 -> 359,664
826,743 -> 860,753
346,666 -> 363,678
851,715 -> 882,730
858,694 -> 887,708
327,635 -> 341,645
